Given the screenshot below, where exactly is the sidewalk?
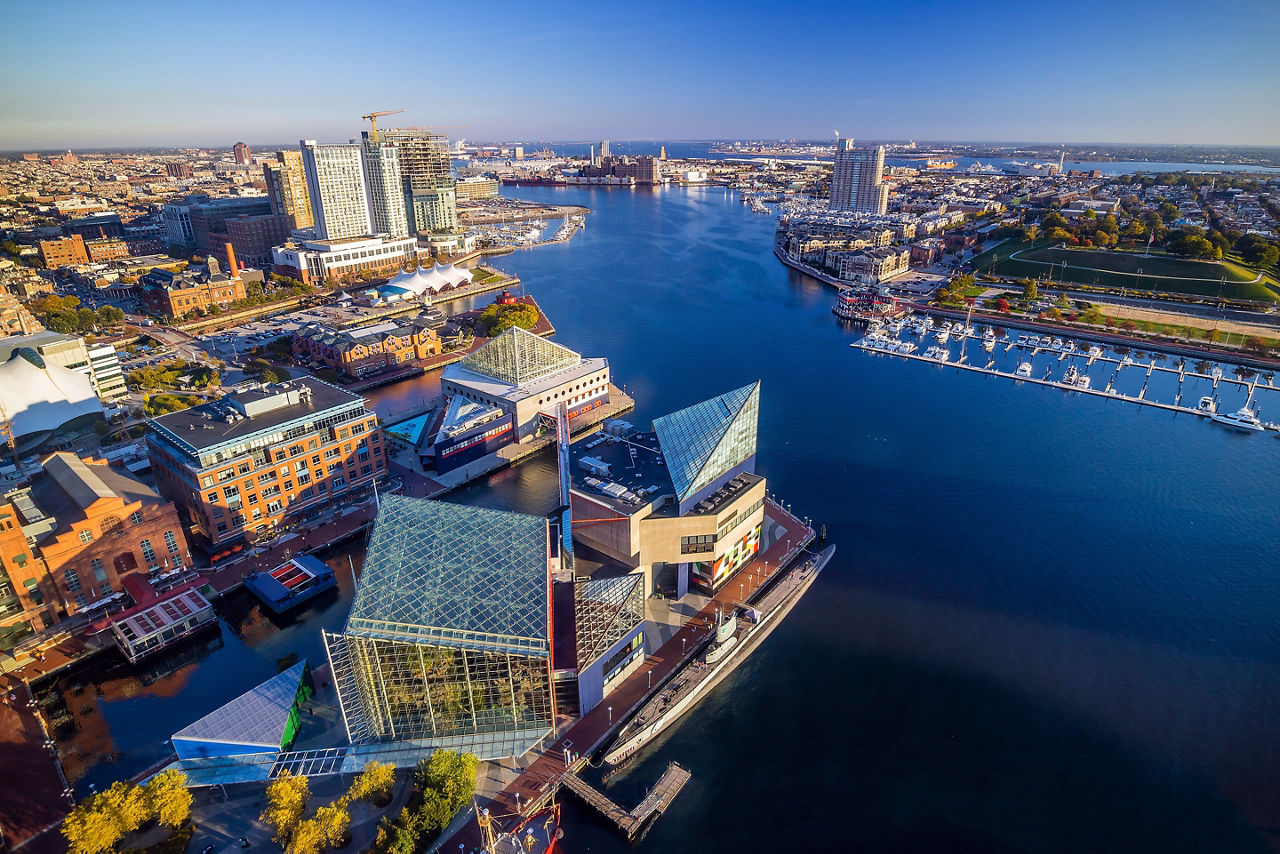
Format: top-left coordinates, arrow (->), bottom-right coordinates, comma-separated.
438,500 -> 814,848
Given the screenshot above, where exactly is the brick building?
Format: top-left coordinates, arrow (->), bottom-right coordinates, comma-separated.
140,256 -> 247,318
210,213 -> 294,270
9,453 -> 192,618
293,317 -> 441,379
38,235 -> 89,267
85,238 -> 130,263
147,378 -> 386,547
0,500 -> 55,646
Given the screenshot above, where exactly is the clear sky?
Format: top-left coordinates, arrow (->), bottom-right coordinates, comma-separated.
2,0 -> 1277,150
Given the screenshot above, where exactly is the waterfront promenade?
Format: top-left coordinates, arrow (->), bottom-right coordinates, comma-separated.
436,499 -> 815,850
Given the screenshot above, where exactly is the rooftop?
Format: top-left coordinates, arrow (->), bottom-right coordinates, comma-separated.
458,326 -> 580,386
20,452 -> 160,538
149,377 -> 366,455
171,660 -> 309,751
345,496 -> 551,654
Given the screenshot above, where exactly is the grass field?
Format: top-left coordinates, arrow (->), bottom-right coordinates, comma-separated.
972,240 -> 1280,302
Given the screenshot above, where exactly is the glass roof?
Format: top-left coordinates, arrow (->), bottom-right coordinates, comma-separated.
458,326 -> 579,386
346,496 -> 550,653
652,381 -> 760,501
171,660 -> 308,748
574,574 -> 645,665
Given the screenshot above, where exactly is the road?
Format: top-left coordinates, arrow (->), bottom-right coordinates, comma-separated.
1043,287 -> 1280,329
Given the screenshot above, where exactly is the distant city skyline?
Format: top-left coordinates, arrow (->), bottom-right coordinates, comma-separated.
2,0 -> 1277,149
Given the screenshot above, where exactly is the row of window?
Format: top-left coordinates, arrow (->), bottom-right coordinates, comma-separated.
680,533 -> 717,555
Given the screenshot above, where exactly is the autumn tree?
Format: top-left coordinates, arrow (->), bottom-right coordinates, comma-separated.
314,797 -> 352,848
101,780 -> 152,835
144,769 -> 193,828
62,802 -> 125,854
349,760 -> 395,806
285,818 -> 326,854
261,770 -> 310,843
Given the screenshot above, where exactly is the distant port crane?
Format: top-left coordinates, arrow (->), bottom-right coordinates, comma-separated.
361,109 -> 404,142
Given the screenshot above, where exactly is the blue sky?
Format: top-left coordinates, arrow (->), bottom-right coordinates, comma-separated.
2,0 -> 1277,149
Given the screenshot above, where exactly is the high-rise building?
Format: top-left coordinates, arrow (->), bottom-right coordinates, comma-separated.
166,162 -> 192,179
263,150 -> 314,230
300,140 -> 372,241
374,129 -> 458,234
233,142 -> 251,165
599,140 -> 611,159
360,139 -> 410,239
830,138 -> 889,214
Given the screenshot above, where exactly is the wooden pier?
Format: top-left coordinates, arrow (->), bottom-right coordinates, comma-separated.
561,762 -> 692,840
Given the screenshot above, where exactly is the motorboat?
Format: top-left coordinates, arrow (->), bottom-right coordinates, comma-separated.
1210,366 -> 1224,380
1211,405 -> 1264,432
1087,345 -> 1104,359
1051,337 -> 1064,350
1017,335 -> 1029,346
899,341 -> 918,354
1197,396 -> 1218,415
1015,361 -> 1033,378
936,328 -> 951,344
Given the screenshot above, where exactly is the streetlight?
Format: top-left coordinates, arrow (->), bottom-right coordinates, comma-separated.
608,705 -> 613,724
648,670 -> 652,689
682,638 -> 687,655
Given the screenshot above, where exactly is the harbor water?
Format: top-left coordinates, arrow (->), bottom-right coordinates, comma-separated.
46,184 -> 1280,852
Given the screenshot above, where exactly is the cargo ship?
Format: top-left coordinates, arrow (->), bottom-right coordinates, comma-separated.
603,545 -> 835,767
477,802 -> 561,854
926,158 -> 957,169
500,176 -> 568,187
243,555 -> 337,614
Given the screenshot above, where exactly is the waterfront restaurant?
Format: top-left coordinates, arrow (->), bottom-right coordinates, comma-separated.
569,382 -> 767,597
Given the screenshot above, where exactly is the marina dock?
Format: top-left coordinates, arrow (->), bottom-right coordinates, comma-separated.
561,762 -> 692,840
852,331 -> 1277,423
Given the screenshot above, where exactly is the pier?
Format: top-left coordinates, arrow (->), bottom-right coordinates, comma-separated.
561,762 -> 692,840
851,336 -> 1271,420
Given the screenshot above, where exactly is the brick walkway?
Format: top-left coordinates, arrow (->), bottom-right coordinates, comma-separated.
440,501 -> 813,848
0,676 -> 70,850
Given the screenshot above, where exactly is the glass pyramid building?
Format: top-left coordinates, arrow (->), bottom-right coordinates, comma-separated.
325,495 -> 555,757
653,381 -> 760,510
458,326 -> 580,386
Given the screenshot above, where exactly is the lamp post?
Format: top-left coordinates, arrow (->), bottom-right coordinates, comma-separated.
608,705 -> 613,724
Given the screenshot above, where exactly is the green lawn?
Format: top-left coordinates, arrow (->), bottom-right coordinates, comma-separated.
973,241 -> 1279,302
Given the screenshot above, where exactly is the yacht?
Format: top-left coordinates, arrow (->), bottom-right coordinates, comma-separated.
936,328 -> 951,344
982,333 -> 996,352
1064,341 -> 1077,352
1211,405 -> 1264,432
1051,337 -> 1064,350
899,341 -> 918,355
935,347 -> 951,362
1061,366 -> 1091,389
1087,345 -> 1104,360
1196,395 -> 1218,415
1017,335 -> 1029,346
1015,361 -> 1033,378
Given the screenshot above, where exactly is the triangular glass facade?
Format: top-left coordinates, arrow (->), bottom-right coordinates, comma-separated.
459,326 -> 580,386
652,381 -> 760,501
574,574 -> 645,665
346,495 -> 549,653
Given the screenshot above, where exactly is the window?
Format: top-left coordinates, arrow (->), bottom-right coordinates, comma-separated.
79,530 -> 93,544
360,465 -> 372,476
140,539 -> 155,564
130,511 -> 143,525
164,531 -> 179,554
223,485 -> 240,499
200,475 -> 214,488
257,471 -> 277,484
216,523 -> 228,533
251,508 -> 262,521
90,558 -> 107,583
266,500 -> 283,514
324,448 -> 340,459
100,516 -> 122,536
297,471 -> 311,485
247,493 -> 258,505
206,492 -> 218,503
65,567 -> 82,593
74,593 -> 88,610
680,534 -> 716,555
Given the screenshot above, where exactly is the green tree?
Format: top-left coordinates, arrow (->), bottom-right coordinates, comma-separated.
478,303 -> 538,336
1022,279 -> 1039,301
144,769 -> 193,829
416,750 -> 478,813
261,770 -> 310,844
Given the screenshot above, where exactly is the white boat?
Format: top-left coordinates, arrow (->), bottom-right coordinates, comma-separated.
935,347 -> 951,363
982,336 -> 996,353
1211,406 -> 1264,432
1087,345 -> 1103,359
1015,361 -> 1033,378
1051,337 -> 1064,350
1017,335 -> 1029,346
1121,355 -> 1134,367
1197,395 -> 1217,415
936,329 -> 950,344
900,341 -> 918,354
1210,366 -> 1224,380
1064,341 -> 1077,352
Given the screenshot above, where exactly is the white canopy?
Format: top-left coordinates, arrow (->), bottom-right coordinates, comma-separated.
0,351 -> 103,438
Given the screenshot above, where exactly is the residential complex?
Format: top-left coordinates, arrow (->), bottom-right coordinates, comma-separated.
146,378 -> 386,547
263,149 -> 314,230
375,128 -> 458,234
360,138 -> 410,239
831,138 -> 889,214
301,140 -> 372,241
233,142 -> 251,165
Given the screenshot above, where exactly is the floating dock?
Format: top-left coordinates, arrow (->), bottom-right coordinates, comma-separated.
852,335 -> 1275,421
561,762 -> 691,840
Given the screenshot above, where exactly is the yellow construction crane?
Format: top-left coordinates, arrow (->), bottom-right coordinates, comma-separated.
361,109 -> 405,143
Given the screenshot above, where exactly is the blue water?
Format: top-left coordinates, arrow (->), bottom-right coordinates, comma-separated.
47,184 -> 1280,852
